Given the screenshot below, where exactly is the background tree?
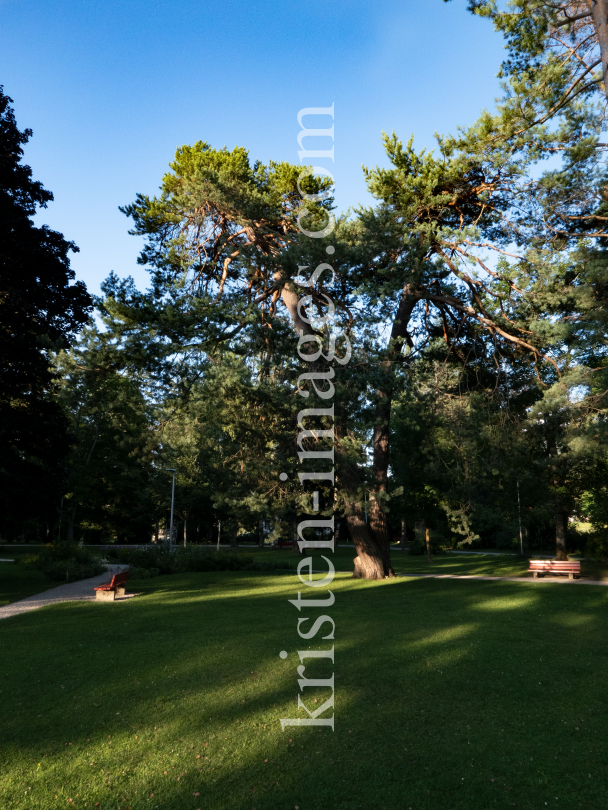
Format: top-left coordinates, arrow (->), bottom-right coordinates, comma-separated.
0,87 -> 92,541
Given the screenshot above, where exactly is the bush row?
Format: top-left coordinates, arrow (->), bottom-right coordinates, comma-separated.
21,544 -> 106,582
104,545 -> 291,575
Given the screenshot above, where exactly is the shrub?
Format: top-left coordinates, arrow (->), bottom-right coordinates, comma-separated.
23,543 -> 105,583
584,534 -> 608,562
103,546 -> 291,575
128,567 -> 161,580
409,537 -> 425,555
41,559 -> 105,582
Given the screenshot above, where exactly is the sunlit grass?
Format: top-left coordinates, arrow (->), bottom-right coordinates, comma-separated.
1,571 -> 608,809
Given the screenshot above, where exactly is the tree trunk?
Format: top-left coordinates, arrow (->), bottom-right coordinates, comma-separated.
338,454 -> 394,578
67,506 -> 77,542
348,501 -> 394,578
366,285 -> 420,574
258,518 -> 264,548
590,0 -> 608,104
554,497 -> 568,560
230,526 -> 238,550
425,526 -> 433,565
400,518 -> 407,550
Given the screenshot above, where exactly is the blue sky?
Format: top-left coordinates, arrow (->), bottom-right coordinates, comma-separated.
1,0 -> 505,296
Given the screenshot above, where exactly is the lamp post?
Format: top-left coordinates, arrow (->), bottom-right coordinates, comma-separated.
166,469 -> 176,547
517,480 -> 523,556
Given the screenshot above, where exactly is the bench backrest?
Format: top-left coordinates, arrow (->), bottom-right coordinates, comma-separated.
529,560 -> 580,570
107,571 -> 130,588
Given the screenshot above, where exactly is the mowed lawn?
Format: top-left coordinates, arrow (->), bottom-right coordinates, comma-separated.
1,571 -> 607,810
0,559 -> 51,607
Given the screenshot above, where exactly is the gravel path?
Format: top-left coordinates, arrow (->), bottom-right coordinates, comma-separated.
0,565 -> 130,621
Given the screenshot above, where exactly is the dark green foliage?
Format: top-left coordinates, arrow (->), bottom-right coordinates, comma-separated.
103,545 -> 290,574
22,543 -> 105,582
0,86 -> 92,538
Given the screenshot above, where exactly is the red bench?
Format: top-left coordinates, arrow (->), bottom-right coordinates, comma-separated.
94,570 -> 130,601
529,560 -> 581,580
273,541 -> 294,550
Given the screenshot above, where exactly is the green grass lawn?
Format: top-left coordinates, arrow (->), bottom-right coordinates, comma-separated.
0,559 -> 51,607
1,571 -> 607,809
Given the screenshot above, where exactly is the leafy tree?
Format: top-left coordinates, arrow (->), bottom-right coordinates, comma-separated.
0,87 -> 92,539
55,326 -> 160,544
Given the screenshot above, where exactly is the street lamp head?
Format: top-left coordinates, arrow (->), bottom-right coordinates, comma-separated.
166,468 -> 177,472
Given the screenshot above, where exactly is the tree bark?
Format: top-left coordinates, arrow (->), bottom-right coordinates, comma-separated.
554,497 -> 568,560
349,501 -> 395,578
425,526 -> 433,565
400,518 -> 407,550
230,526 -> 238,550
590,0 -> 608,104
337,449 -> 394,578
367,285 -> 420,571
258,518 -> 264,548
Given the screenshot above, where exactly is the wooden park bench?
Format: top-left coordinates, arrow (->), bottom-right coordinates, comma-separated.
94,570 -> 130,601
272,541 -> 294,550
528,559 -> 581,580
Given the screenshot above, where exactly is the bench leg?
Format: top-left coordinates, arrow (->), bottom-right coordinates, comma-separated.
569,573 -> 574,580
115,587 -> 127,597
533,571 -> 539,578
95,590 -> 116,601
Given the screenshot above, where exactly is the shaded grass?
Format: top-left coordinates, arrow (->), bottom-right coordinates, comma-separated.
0,559 -> 51,607
1,571 -> 608,809
249,546 -> 608,580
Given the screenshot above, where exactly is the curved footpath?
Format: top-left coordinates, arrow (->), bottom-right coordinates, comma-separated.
2,563 -> 607,622
0,565 -> 129,621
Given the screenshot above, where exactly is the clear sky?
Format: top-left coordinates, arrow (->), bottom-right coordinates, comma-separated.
1,0 -> 505,296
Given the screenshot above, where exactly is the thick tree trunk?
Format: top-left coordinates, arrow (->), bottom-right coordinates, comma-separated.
367,285 -> 420,574
590,0 -> 608,104
348,501 -> 394,578
230,526 -> 238,550
554,497 -> 568,560
425,526 -> 433,564
337,453 -> 394,578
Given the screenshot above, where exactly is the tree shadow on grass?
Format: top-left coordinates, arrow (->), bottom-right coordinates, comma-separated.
0,573 -> 607,809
